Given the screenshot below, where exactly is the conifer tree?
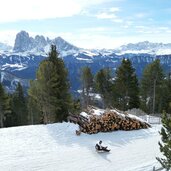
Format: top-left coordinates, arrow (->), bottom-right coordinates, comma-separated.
0,83 -> 11,128
156,112 -> 171,170
12,82 -> 28,126
113,59 -> 139,111
27,96 -> 41,125
140,59 -> 164,114
4,94 -> 17,127
95,68 -> 112,108
81,66 -> 93,108
28,45 -> 72,123
163,72 -> 171,113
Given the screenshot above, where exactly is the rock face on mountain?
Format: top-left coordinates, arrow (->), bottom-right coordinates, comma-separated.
13,31 -> 78,54
13,31 -> 33,52
34,35 -> 47,51
52,36 -> 79,53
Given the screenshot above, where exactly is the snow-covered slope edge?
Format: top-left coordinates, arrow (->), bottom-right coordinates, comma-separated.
0,121 -> 162,171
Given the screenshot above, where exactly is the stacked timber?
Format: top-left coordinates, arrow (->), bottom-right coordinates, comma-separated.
68,109 -> 151,134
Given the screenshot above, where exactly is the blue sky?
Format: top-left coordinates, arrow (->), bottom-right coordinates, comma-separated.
0,0 -> 171,49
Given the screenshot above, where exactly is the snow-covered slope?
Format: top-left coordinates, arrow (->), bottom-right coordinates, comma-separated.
0,71 -> 29,92
0,122 -> 162,171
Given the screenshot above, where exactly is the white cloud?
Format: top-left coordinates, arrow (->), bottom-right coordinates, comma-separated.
95,7 -> 123,23
109,7 -> 120,12
0,0 -> 80,22
96,13 -> 117,19
0,0 -> 111,22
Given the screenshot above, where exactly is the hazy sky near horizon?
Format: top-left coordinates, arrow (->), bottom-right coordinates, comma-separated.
0,0 -> 171,49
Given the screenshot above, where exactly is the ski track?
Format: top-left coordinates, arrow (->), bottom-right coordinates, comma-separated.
0,123 -> 162,171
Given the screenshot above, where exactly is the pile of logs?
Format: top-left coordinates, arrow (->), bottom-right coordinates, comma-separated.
68,109 -> 151,135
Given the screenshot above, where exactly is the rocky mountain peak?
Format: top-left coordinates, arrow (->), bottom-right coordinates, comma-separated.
52,36 -> 79,52
13,31 -> 79,54
13,31 -> 33,52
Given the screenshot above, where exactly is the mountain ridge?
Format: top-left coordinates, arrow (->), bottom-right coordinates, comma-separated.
1,31 -> 171,56
13,30 -> 79,56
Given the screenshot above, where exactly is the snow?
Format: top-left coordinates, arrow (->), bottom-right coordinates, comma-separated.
89,93 -> 102,100
77,91 -> 102,100
80,50 -> 99,57
116,50 -> 154,55
155,49 -> 171,55
80,112 -> 89,118
115,49 -> 171,56
138,115 -> 161,124
81,108 -> 150,123
76,57 -> 93,63
0,121 -> 163,171
1,63 -> 27,71
0,71 -> 5,82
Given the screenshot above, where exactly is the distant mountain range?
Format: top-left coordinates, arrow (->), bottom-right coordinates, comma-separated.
0,30 -> 171,94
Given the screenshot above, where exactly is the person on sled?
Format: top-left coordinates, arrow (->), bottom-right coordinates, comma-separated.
98,140 -> 103,150
95,140 -> 110,152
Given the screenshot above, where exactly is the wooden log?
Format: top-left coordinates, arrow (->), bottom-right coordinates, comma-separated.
68,109 -> 150,134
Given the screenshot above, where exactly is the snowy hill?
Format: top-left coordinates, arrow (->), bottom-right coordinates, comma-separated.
0,122 -> 163,171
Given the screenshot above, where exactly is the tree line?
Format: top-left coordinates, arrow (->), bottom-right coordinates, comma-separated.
82,58 -> 171,114
0,45 -> 171,128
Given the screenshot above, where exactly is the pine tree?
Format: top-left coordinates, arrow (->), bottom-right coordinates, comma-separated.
81,66 -> 93,108
4,94 -> 17,127
12,82 -> 28,126
113,59 -> 139,111
28,80 -> 41,124
0,83 -> 11,128
156,111 -> 171,170
95,68 -> 112,108
28,45 -> 72,123
140,59 -> 164,114
163,72 -> 171,113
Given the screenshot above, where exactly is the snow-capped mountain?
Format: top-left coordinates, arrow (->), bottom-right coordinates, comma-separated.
115,41 -> 171,55
1,30 -> 171,93
13,31 -> 79,56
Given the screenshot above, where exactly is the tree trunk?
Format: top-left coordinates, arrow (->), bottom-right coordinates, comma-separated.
0,112 -> 4,128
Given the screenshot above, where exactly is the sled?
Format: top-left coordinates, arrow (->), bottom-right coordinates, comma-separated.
95,144 -> 110,152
